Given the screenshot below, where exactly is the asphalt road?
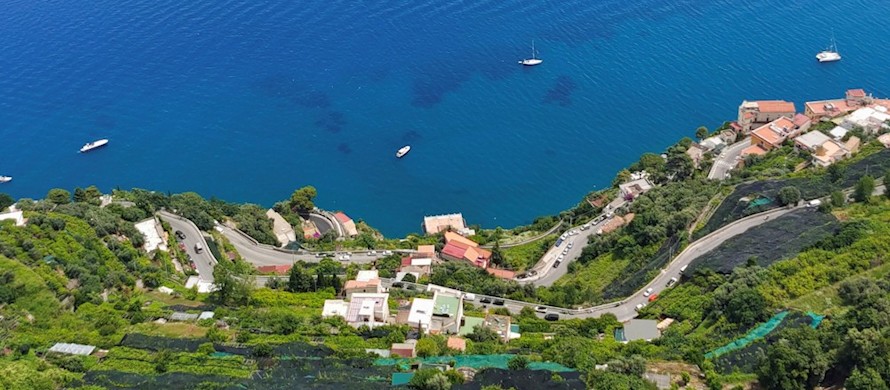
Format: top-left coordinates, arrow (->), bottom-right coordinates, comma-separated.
708,138 -> 750,180
521,196 -> 627,286
158,211 -> 218,283
217,223 -> 385,266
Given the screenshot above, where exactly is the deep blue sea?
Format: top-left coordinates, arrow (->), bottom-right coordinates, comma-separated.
2,0 -> 889,236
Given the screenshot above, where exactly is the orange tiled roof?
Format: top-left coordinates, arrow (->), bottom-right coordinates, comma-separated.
847,89 -> 866,98
742,145 -> 768,156
756,100 -> 796,113
343,279 -> 380,290
444,231 -> 479,248
486,268 -> 516,279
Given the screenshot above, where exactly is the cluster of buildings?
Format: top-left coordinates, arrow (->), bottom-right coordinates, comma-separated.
421,213 -> 515,280
322,272 -> 521,358
734,89 -> 890,167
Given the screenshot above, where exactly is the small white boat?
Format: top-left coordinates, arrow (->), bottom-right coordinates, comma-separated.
518,40 -> 543,66
816,37 -> 841,63
396,145 -> 411,158
80,139 -> 109,153
0,176 -> 11,183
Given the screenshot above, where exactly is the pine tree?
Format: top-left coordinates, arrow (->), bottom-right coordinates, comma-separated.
331,273 -> 341,294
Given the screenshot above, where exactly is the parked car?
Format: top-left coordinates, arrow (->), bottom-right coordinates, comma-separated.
643,287 -> 653,297
567,242 -> 574,249
553,260 -> 562,268
391,282 -> 404,288
562,248 -> 569,255
479,297 -> 492,304
493,299 -> 505,306
535,306 -> 547,313
544,313 -> 560,321
382,250 -> 393,255
679,265 -> 688,274
648,294 -> 659,302
463,293 -> 476,301
174,230 -> 186,240
635,303 -> 646,311
368,250 -> 377,256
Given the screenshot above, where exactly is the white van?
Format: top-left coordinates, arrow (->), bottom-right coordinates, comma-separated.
194,242 -> 204,253
679,265 -> 688,274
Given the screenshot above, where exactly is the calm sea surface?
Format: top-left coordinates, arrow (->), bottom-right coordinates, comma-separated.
1,0 -> 889,236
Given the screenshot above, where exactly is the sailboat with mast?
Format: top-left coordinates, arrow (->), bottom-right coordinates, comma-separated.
816,36 -> 841,63
518,40 -> 543,66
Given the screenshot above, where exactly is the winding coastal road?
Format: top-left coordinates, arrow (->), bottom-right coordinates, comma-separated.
708,138 -> 749,180
158,211 -> 218,283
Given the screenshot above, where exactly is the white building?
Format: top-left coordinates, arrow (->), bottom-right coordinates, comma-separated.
322,299 -> 349,318
0,210 -> 25,227
407,298 -> 435,334
265,209 -> 297,247
324,293 -> 390,329
619,177 -> 654,200
842,106 -> 890,134
134,217 -> 168,252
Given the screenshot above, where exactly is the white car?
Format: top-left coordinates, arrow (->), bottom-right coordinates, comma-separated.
560,233 -> 568,240
557,255 -> 565,261
535,306 -> 547,313
382,250 -> 393,255
368,250 -> 377,256
570,229 -> 578,235
562,248 -> 569,255
567,242 -> 574,249
643,288 -> 653,297
635,303 -> 645,311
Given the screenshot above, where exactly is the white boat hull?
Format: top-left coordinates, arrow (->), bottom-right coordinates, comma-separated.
519,59 -> 543,66
816,50 -> 841,63
80,139 -> 109,153
0,176 -> 11,183
396,146 -> 411,158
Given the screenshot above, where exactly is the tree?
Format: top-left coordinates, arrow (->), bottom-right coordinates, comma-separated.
489,241 -> 505,267
210,264 -> 251,306
46,188 -> 71,205
845,367 -> 889,390
401,273 -> 417,283
696,126 -> 709,141
330,272 -> 342,293
777,186 -> 801,206
409,368 -> 452,390
467,325 -> 500,343
853,175 -> 875,203
252,342 -> 273,357
0,193 -> 14,211
666,153 -> 694,180
508,355 -> 529,370
288,186 -> 317,214
827,164 -> 845,183
831,190 -> 846,207
724,287 -> 768,327
757,327 -> 828,390
415,337 -> 442,358
287,264 -> 313,293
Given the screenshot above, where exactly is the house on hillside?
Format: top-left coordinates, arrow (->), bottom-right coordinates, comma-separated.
0,210 -> 25,227
440,231 -> 491,269
685,143 -> 705,169
795,131 -> 856,167
423,213 -> 474,236
266,209 -> 297,246
334,212 -> 358,237
737,100 -> 796,134
407,298 -> 435,334
134,217 -> 168,253
343,270 -> 383,299
430,293 -> 464,335
841,106 -> 890,134
619,176 -> 654,201
805,89 -> 872,121
322,293 -> 390,329
256,264 -> 292,275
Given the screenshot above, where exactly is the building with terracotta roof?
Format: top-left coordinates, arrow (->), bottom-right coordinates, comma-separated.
423,213 -> 474,236
795,131 -> 856,167
486,268 -> 516,280
805,89 -> 874,121
446,337 -> 467,352
737,100 -> 796,134
440,231 -> 491,268
334,212 -> 358,237
343,270 -> 383,299
390,340 -> 417,358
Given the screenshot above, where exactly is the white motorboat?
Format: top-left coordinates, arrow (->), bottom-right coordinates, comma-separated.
518,40 -> 543,66
396,145 -> 411,158
80,139 -> 109,153
0,176 -> 11,183
816,38 -> 841,63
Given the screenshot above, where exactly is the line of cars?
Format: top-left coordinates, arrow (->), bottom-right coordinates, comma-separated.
635,265 -> 688,311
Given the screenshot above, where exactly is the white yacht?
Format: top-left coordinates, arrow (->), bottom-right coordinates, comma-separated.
816,38 -> 841,63
0,176 -> 11,183
80,139 -> 109,153
396,145 -> 411,158
518,40 -> 543,66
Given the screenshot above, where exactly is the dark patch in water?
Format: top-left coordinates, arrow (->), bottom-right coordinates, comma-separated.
401,130 -> 422,143
337,143 -> 352,154
254,75 -> 331,109
542,75 -> 576,107
411,67 -> 472,108
315,111 -> 347,133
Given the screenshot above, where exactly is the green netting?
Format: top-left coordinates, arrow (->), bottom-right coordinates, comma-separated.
746,197 -> 772,209
705,311 -> 788,359
807,312 -> 825,328
375,354 -> 573,372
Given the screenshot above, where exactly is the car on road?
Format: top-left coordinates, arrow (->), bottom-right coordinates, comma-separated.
554,238 -> 564,247
635,303 -> 646,311
463,293 -> 476,301
666,277 -> 679,288
175,230 -> 186,240
544,313 -> 559,321
562,248 -> 569,255
567,241 -> 574,249
338,254 -> 351,261
535,306 -> 547,313
679,265 -> 688,274
553,260 -> 562,268
560,233 -> 568,241
643,288 -> 653,297
315,253 -> 325,258
382,250 -> 393,256
569,229 -> 578,235
194,242 -> 204,253
479,297 -> 492,304
368,250 -> 377,256
648,294 -> 659,302
493,299 -> 505,306
391,282 -> 403,288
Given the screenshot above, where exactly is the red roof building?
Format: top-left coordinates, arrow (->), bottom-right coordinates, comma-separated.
257,265 -> 292,275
